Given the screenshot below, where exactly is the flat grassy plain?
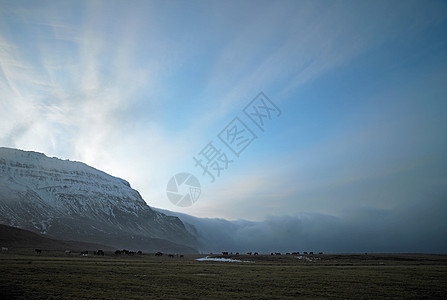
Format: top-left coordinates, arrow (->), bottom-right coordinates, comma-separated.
1,251 -> 446,299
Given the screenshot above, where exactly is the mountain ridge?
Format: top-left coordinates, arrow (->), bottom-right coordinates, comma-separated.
0,147 -> 197,253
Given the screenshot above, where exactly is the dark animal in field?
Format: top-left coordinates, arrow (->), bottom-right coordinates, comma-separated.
246,252 -> 252,255
180,255 -> 184,258
235,252 -> 239,256
286,253 -> 291,255
2,247 -> 8,251
35,249 -> 42,254
309,252 -> 314,255
81,251 -> 88,256
275,252 -> 281,256
117,249 -> 134,255
319,252 -> 323,255
271,253 -> 274,255
303,252 -> 308,255
155,252 -> 163,256
137,251 -> 142,255
254,252 -> 259,256
292,252 -> 299,255
222,251 -> 228,256
96,250 -> 104,256
168,254 -> 174,258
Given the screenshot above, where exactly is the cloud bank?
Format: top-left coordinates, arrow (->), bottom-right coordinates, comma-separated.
157,197 -> 447,254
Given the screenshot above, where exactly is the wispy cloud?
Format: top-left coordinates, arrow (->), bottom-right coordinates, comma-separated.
0,0 -> 446,230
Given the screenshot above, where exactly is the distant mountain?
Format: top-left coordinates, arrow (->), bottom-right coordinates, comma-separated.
0,147 -> 197,253
0,224 -> 115,251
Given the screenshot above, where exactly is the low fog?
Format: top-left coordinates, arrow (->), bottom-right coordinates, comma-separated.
156,196 -> 447,254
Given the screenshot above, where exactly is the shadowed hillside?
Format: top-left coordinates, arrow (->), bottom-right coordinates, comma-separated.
0,224 -> 114,250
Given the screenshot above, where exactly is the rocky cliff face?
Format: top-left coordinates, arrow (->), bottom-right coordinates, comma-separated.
0,147 -> 197,253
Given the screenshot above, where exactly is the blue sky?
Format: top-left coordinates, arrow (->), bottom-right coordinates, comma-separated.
1,0 -> 446,225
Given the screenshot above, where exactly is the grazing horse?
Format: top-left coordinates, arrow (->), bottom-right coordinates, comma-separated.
309,252 -> 314,255
292,252 -> 299,255
246,252 -> 252,255
180,254 -> 184,258
319,252 -> 323,255
286,253 -> 291,255
254,252 -> 259,256
275,252 -> 281,256
115,250 -> 122,255
155,252 -> 163,256
168,254 -> 174,258
222,251 -> 229,256
81,251 -> 88,256
35,249 -> 42,254
137,251 -> 142,255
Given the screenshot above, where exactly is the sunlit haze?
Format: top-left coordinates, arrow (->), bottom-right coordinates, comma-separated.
1,0 -> 446,229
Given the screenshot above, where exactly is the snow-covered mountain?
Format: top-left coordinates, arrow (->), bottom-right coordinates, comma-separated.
0,147 -> 196,253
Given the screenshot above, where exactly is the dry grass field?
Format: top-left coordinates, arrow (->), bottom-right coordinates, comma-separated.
1,250 -> 446,299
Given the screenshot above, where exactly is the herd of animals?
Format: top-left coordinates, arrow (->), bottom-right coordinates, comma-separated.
27,249 -> 183,257
31,248 -> 144,256
220,251 -> 324,256
24,248 -> 324,257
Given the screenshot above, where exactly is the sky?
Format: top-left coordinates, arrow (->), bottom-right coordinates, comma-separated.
1,0 -> 446,235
